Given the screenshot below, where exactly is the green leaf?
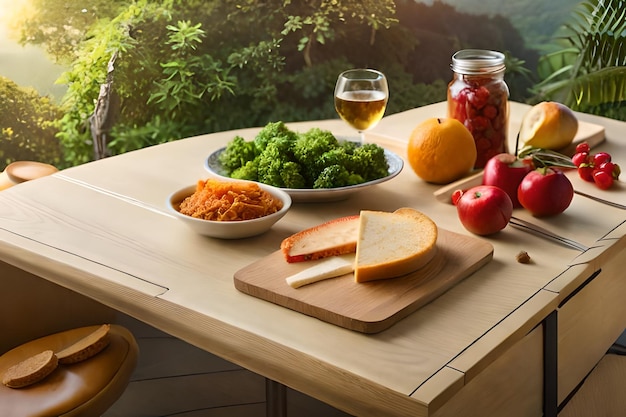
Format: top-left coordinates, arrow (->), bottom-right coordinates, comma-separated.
569,66 -> 626,107
533,0 -> 626,119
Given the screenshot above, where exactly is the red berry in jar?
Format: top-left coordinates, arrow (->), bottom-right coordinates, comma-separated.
448,50 -> 509,169
468,86 -> 490,109
482,104 -> 498,119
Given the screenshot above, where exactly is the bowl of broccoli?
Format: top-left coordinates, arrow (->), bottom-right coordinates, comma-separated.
205,122 -> 403,202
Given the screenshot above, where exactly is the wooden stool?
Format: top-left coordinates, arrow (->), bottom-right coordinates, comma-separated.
0,161 -> 58,191
0,325 -> 138,417
559,351 -> 626,416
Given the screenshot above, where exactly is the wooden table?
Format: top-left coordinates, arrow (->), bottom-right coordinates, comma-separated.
1,102 -> 625,417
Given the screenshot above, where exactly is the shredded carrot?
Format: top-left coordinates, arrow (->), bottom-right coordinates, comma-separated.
178,179 -> 283,221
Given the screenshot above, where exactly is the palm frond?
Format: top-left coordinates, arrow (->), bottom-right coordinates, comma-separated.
536,48 -> 578,80
568,66 -> 626,107
532,0 -> 626,119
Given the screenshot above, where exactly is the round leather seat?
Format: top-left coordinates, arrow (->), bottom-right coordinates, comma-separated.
0,161 -> 58,191
0,325 -> 138,417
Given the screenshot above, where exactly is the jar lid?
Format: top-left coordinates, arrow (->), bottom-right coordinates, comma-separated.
451,49 -> 505,75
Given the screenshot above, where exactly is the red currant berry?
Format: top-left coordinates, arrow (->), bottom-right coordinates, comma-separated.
575,142 -> 590,154
597,161 -> 621,180
593,170 -> 614,190
571,152 -> 589,167
593,152 -> 611,166
451,189 -> 464,205
578,165 -> 595,182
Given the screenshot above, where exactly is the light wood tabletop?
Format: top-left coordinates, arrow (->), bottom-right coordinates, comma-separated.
1,101 -> 625,417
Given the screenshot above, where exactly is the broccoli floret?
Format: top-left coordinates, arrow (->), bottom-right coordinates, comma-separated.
313,165 -> 353,188
253,121 -> 298,153
318,147 -> 351,168
280,161 -> 306,189
339,139 -> 359,153
257,137 -> 299,187
293,128 -> 340,183
230,159 -> 259,181
350,143 -> 389,181
218,135 -> 257,174
347,173 -> 365,185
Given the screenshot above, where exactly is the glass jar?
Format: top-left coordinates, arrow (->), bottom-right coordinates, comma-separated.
447,49 -> 509,169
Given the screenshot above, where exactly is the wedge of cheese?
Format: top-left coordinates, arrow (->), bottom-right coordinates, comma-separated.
280,215 -> 359,263
355,208 -> 438,283
285,254 -> 354,288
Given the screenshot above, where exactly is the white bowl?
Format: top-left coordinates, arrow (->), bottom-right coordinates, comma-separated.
166,181 -> 292,239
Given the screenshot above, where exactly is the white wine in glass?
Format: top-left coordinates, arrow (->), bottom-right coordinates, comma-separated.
334,69 -> 389,143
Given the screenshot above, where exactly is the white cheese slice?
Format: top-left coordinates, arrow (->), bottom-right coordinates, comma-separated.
286,254 -> 355,289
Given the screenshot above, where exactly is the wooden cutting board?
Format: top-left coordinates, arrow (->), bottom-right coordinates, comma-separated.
234,229 -> 494,333
558,119 -> 605,157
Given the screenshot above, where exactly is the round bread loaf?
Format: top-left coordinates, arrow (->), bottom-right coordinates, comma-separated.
2,350 -> 59,388
355,207 -> 438,283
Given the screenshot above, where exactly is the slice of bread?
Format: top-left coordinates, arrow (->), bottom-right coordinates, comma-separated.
355,208 -> 437,283
56,324 -> 111,365
2,350 -> 59,388
281,215 -> 359,263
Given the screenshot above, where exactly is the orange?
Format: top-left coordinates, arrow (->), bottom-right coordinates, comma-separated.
407,118 -> 477,184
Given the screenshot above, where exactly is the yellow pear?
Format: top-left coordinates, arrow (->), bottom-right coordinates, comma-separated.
519,102 -> 578,150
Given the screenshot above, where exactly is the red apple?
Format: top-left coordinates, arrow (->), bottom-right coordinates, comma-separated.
517,168 -> 574,216
482,153 -> 533,207
453,185 -> 513,235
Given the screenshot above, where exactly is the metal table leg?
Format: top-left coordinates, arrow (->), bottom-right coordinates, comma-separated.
266,378 -> 287,417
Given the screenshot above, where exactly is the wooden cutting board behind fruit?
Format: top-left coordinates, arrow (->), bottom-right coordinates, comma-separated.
557,120 -> 605,157
234,228 -> 493,333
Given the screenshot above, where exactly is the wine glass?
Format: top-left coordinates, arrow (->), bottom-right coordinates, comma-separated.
334,69 -> 389,144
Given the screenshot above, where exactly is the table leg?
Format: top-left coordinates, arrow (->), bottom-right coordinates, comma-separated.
266,378 -> 287,417
544,311 -> 558,417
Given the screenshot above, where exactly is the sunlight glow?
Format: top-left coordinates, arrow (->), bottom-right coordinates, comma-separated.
0,0 -> 30,31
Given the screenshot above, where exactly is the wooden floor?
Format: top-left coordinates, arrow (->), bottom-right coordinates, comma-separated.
103,314 -> 352,417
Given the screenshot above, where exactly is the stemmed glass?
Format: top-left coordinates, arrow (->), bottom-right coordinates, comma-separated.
334,69 -> 389,144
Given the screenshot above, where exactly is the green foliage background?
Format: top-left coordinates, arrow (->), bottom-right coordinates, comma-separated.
1,0 -> 623,171
0,77 -> 63,168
